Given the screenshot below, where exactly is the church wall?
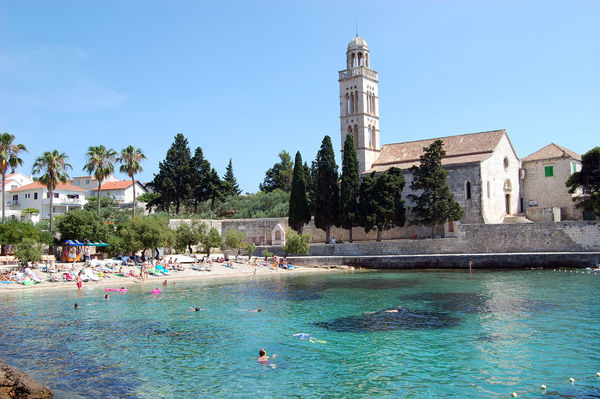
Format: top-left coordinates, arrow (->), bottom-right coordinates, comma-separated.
264,221 -> 600,258
480,134 -> 521,223
446,164 -> 483,224
522,157 -> 583,221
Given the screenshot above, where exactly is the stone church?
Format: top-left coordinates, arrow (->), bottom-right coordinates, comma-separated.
339,35 -> 522,224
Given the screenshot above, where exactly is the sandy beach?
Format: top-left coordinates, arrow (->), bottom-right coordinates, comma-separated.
0,257 -> 351,293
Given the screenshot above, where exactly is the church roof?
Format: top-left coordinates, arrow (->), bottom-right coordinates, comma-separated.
348,36 -> 368,50
366,129 -> 508,173
522,143 -> 581,162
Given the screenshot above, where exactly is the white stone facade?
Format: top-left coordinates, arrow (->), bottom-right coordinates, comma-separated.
339,36 -> 380,173
479,134 -> 521,223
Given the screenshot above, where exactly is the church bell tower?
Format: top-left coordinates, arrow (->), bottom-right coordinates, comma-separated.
339,36 -> 380,173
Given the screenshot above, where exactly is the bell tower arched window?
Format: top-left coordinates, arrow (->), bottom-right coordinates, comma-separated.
465,181 -> 472,200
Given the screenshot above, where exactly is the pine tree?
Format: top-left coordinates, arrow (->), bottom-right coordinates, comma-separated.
313,136 -> 339,243
339,134 -> 361,242
151,133 -> 192,214
259,150 -> 293,192
222,158 -> 242,196
190,147 -> 211,213
359,168 -> 406,241
566,146 -> 600,216
288,151 -> 311,233
408,140 -> 464,237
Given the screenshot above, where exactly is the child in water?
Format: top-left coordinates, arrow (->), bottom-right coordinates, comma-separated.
258,349 -> 276,368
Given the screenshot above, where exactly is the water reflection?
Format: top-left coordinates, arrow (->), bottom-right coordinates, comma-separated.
400,292 -> 552,313
314,309 -> 460,332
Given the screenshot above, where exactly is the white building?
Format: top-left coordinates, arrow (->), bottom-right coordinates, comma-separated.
8,182 -> 87,220
70,174 -> 120,195
91,180 -> 147,208
2,172 -> 35,220
340,36 -> 522,224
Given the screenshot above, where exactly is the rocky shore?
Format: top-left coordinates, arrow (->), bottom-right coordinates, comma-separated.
0,361 -> 52,399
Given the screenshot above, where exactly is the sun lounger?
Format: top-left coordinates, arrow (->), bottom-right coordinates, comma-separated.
63,272 -> 75,281
155,265 -> 170,275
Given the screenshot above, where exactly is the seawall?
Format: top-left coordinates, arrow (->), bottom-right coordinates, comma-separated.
287,252 -> 600,269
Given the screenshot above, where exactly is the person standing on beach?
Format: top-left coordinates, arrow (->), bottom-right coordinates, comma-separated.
75,273 -> 82,290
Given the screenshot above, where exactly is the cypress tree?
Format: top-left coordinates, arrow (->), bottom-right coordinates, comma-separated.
313,136 -> 339,243
151,133 -> 192,214
359,168 -> 406,241
223,158 -> 242,196
288,151 -> 311,233
190,147 -> 210,213
339,134 -> 361,242
408,140 -> 464,237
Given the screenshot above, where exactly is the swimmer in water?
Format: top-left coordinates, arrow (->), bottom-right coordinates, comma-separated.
162,280 -> 167,286
258,349 -> 276,368
293,332 -> 326,343
385,306 -> 403,313
185,307 -> 206,312
104,294 -> 110,300
74,303 -> 79,309
238,307 -> 262,312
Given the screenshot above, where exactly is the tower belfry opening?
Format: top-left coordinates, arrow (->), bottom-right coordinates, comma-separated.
339,36 -> 380,173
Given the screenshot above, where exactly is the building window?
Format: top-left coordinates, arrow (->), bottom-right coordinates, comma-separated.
34,193 -> 38,200
487,181 -> 490,199
571,162 -> 578,174
86,179 -> 90,184
503,157 -> 509,171
544,165 -> 554,177
465,181 -> 472,200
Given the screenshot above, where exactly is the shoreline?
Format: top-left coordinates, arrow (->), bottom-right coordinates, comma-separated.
0,262 -> 353,293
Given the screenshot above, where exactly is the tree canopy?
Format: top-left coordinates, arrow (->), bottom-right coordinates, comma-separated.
222,158 -> 242,196
288,151 -> 311,233
566,146 -> 600,216
339,134 -> 361,242
150,134 -> 192,214
56,209 -> 110,243
408,140 -> 463,235
360,168 -> 406,241
0,133 -> 27,224
312,136 -> 339,243
260,150 -> 293,193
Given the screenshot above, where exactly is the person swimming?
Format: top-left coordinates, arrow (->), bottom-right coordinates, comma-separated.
257,349 -> 276,366
293,332 -> 326,343
74,303 -> 79,309
385,306 -> 403,313
238,307 -> 262,312
185,306 -> 206,312
104,294 -> 110,300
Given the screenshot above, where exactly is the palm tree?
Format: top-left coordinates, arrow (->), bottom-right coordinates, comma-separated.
31,150 -> 72,238
0,133 -> 27,223
83,145 -> 117,217
118,145 -> 146,217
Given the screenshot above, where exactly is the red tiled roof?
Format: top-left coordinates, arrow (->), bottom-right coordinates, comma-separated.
522,143 -> 581,162
366,129 -> 507,173
9,181 -> 87,193
92,180 -> 136,191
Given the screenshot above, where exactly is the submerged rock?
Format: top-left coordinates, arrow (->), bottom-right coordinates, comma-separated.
0,360 -> 53,398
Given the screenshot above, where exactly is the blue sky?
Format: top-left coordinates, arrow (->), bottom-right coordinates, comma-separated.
1,0 -> 598,194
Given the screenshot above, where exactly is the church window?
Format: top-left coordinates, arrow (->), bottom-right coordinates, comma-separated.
353,125 -> 359,148
465,181 -> 472,200
371,127 -> 376,149
346,94 -> 350,115
350,93 -> 354,114
351,53 -> 356,68
365,53 -> 369,67
503,157 -> 509,171
368,126 -> 372,148
544,165 -> 554,177
358,52 -> 363,67
486,181 -> 490,199
504,179 -> 512,191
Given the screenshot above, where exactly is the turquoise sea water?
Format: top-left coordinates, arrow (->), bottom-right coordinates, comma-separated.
1,270 -> 599,398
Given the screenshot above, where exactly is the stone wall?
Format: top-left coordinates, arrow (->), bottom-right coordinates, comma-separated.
287,252 -> 600,269
259,221 -> 600,256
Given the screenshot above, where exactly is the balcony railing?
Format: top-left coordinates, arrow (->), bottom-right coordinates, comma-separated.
42,198 -> 85,206
339,67 -> 378,81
